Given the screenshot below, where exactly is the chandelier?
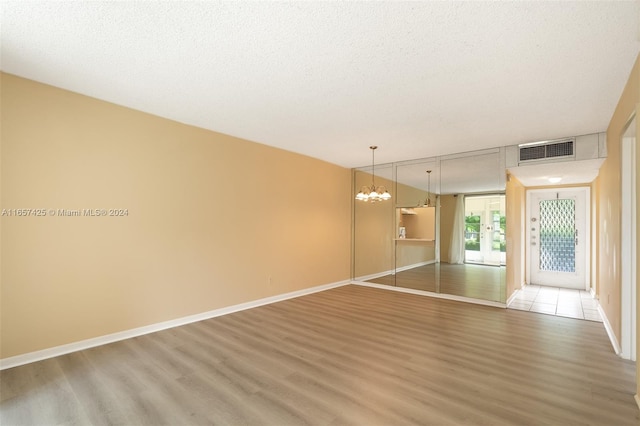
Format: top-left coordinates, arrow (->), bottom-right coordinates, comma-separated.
355,146 -> 391,202
425,170 -> 432,207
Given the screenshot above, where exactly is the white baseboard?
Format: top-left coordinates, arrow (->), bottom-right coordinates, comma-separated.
598,304 -> 622,356
506,289 -> 520,306
354,260 -> 437,282
395,260 -> 436,273
354,269 -> 394,282
351,280 -> 507,308
0,279 -> 350,371
506,282 -> 529,306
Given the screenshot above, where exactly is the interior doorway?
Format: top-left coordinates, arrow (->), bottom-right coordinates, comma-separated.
464,195 -> 506,266
527,188 -> 590,290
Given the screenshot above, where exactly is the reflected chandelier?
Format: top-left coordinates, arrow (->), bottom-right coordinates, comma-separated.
425,170 -> 432,207
355,146 -> 391,202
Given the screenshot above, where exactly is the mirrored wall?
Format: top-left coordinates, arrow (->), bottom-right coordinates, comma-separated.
352,148 -> 507,303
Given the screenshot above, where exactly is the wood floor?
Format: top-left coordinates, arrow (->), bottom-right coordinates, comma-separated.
368,263 -> 506,303
1,284 -> 637,425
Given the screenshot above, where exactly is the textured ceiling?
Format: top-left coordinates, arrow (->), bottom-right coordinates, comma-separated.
1,1 -> 639,169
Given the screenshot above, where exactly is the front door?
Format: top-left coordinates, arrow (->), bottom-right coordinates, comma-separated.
528,188 -> 589,289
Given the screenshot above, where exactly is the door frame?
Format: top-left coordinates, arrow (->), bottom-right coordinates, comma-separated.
464,194 -> 506,266
621,113 -> 636,361
526,187 -> 591,290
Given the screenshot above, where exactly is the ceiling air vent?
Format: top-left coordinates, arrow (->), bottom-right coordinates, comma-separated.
519,139 -> 575,163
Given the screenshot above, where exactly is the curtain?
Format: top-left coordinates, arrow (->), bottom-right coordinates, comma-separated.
449,194 -> 465,264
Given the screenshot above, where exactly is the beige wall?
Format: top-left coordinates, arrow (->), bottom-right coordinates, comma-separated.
395,242 -> 436,269
399,207 -> 435,240
505,175 -> 525,298
396,207 -> 436,269
439,195 -> 456,263
590,177 -> 599,296
353,172 -> 395,278
0,73 -> 352,359
596,53 -> 640,401
353,173 -> 429,278
602,52 -> 640,402
636,93 -> 640,406
598,55 -> 639,349
396,178 -> 431,208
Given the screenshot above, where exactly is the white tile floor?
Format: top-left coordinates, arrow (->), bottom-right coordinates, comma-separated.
508,285 -> 602,322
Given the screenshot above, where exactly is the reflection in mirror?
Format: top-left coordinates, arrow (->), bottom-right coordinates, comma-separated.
436,194 -> 506,302
389,159 -> 440,290
352,147 -> 507,304
395,159 -> 439,208
352,165 -> 394,282
440,149 -> 505,194
464,195 -> 506,266
437,149 -> 506,303
392,207 -> 438,291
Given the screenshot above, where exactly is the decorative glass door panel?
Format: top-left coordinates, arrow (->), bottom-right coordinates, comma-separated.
529,189 -> 588,289
539,199 -> 575,273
